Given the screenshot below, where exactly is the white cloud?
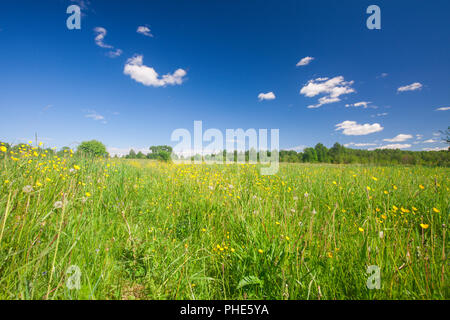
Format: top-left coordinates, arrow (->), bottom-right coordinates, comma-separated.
94,27 -> 113,48
416,134 -> 423,140
70,0 -> 91,16
106,48 -> 122,58
377,73 -> 388,78
344,142 -> 377,147
85,110 -> 106,123
335,120 -> 383,136
422,147 -> 447,151
296,56 -> 314,67
286,145 -> 306,152
383,134 -> 413,142
258,92 -> 276,101
94,27 -> 123,58
397,82 -> 423,92
345,101 -> 372,108
300,76 -> 355,108
42,104 -> 53,112
436,106 -> 450,111
71,0 -> 90,11
137,26 -> 153,37
123,55 -> 187,87
423,139 -> 437,143
377,144 -> 411,150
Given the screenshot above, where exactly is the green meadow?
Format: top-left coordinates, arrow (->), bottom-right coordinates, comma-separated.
0,150 -> 448,299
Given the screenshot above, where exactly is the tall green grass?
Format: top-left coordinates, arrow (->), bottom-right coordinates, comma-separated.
0,154 -> 448,299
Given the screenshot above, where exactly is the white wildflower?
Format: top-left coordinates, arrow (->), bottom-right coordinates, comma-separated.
54,201 -> 63,209
23,185 -> 33,193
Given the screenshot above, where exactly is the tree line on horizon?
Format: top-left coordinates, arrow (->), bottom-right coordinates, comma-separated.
2,138 -> 449,166
123,142 -> 449,166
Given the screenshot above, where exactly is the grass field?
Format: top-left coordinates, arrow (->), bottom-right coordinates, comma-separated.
0,147 -> 448,299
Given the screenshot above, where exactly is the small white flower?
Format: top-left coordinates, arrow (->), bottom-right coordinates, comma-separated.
312,208 -> 317,215
69,168 -> 75,173
208,185 -> 214,190
379,231 -> 384,238
293,196 -> 298,201
290,208 -> 296,213
304,192 -> 309,198
23,185 -> 33,193
54,201 -> 63,209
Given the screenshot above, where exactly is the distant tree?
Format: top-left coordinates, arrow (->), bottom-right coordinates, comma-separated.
149,145 -> 173,154
127,149 -> 137,159
302,148 -> 318,162
314,143 -> 329,162
440,126 -> 450,147
77,140 -> 108,158
148,145 -> 173,162
136,151 -> 146,159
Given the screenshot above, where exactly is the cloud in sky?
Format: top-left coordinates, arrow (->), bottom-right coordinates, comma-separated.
296,56 -> 314,67
344,142 -> 377,147
371,112 -> 388,117
383,134 -> 413,142
423,139 -> 437,143
94,27 -> 122,57
85,110 -> 106,124
94,27 -> 113,48
397,82 -> 422,92
106,49 -> 123,58
435,106 -> 450,111
335,120 -> 383,136
377,73 -> 388,79
422,147 -> 447,151
137,26 -> 153,37
286,145 -> 306,152
300,76 -> 355,108
258,92 -> 276,101
123,55 -> 187,87
71,0 -> 90,11
377,144 -> 411,150
345,101 -> 372,108
42,104 -> 52,112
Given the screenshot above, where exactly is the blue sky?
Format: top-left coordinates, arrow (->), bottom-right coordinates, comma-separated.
0,0 -> 449,155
